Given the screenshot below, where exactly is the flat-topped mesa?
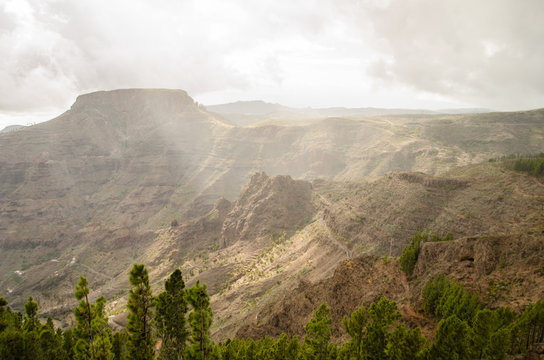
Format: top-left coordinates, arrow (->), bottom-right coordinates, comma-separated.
220,172 -> 314,247
70,88 -> 197,114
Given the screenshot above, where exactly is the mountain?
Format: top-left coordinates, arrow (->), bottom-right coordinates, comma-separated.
437,107 -> 491,114
205,100 -> 492,126
0,88 -> 543,335
205,100 -> 438,126
110,162 -> 544,340
205,100 -> 289,115
0,124 -> 26,134
3,90 -> 540,252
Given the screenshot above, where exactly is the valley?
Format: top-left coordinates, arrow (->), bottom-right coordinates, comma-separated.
0,89 -> 543,347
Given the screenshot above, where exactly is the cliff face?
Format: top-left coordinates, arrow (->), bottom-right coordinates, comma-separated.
220,172 -> 314,247
71,89 -> 195,116
413,233 -> 544,308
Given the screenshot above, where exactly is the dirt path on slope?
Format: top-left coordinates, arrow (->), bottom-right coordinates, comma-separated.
73,262 -> 113,280
316,193 -> 332,207
315,192 -> 351,258
318,216 -> 351,259
400,272 -> 428,323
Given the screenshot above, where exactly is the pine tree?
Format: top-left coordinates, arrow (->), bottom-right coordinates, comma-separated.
74,276 -> 95,359
472,309 -> 501,359
73,276 -> 113,360
127,264 -> 155,360
485,327 -> 510,360
219,338 -> 242,360
93,296 -> 113,360
385,325 -> 426,360
509,300 -> 544,354
399,231 -> 427,275
0,329 -> 25,360
0,298 -> 26,360
273,333 -> 289,360
363,297 -> 401,360
327,342 -> 338,360
0,297 -> 9,333
63,329 -> 75,360
155,269 -> 188,360
39,324 -> 65,360
186,280 -> 213,360
22,296 -> 42,359
431,315 -> 473,360
286,335 -> 301,360
112,331 -> 128,360
422,275 -> 451,316
244,338 -> 257,360
342,301 -> 367,360
256,337 -> 275,360
23,297 -> 39,333
304,303 -> 332,360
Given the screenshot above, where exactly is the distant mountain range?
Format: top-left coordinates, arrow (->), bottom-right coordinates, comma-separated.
205,100 -> 491,126
0,124 -> 26,134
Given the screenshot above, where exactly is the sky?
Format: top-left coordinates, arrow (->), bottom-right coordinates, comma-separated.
1,0 -> 543,128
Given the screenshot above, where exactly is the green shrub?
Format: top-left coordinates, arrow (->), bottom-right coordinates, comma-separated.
400,231 -> 454,275
399,231 -> 427,275
495,153 -> 544,178
422,275 -> 482,323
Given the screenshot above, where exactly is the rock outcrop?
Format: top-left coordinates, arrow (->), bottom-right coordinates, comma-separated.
220,172 -> 314,247
413,233 -> 544,309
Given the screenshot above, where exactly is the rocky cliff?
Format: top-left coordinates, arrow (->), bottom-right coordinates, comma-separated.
221,172 -> 314,247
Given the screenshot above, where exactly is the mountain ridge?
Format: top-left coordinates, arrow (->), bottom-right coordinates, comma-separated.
205,99 -> 495,126
0,89 -> 543,340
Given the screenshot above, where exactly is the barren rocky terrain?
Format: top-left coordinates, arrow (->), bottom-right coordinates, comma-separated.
0,89 -> 543,340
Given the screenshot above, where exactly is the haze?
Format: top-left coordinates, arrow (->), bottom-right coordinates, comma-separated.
1,0 -> 543,128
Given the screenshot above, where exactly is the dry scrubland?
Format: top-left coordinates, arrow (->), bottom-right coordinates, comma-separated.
0,90 -> 543,347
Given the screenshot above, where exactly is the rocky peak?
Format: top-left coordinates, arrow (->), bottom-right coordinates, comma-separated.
220,172 -> 314,247
212,197 -> 233,219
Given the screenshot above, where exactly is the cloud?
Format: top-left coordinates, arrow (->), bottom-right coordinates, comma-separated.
350,0 -> 544,110
0,0 -> 343,114
0,0 -> 543,122
0,0 -> 253,112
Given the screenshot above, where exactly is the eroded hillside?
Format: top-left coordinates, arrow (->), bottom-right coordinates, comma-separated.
233,230 -> 544,344
1,89 -> 544,339
2,90 -> 543,251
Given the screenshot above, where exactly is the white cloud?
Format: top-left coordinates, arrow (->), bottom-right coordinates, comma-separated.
0,0 -> 543,128
349,0 -> 544,110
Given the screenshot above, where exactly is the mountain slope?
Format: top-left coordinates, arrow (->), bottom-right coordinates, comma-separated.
235,231 -> 544,342
1,89 -> 543,336
1,159 -> 543,339
1,91 -> 543,251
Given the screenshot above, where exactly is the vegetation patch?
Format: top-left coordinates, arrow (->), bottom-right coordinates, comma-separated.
399,230 -> 454,275
492,153 -> 544,178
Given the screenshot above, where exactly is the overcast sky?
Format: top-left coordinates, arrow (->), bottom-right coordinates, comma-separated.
1,0 -> 543,128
